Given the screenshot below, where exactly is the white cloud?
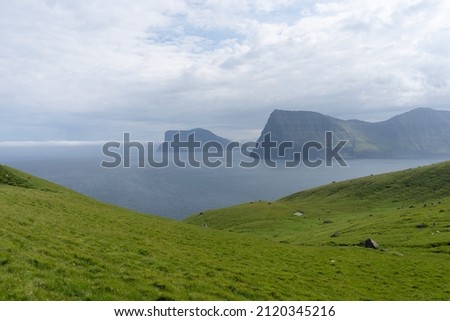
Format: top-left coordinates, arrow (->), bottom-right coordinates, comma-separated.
1,0 -> 450,141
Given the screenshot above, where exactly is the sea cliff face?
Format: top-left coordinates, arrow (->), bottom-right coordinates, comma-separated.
257,108 -> 450,158
160,128 -> 231,152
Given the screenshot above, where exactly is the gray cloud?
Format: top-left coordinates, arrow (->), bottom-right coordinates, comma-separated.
1,0 -> 450,141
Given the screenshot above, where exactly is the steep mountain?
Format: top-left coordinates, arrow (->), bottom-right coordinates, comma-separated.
256,107 -> 450,158
374,108 -> 450,156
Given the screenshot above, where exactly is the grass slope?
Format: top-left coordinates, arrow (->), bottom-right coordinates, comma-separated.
1,164 -> 449,300
186,161 -> 450,299
186,161 -> 450,249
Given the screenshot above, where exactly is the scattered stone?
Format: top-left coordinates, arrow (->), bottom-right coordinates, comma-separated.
293,212 -> 304,217
362,238 -> 379,249
330,231 -> 340,238
416,223 -> 428,228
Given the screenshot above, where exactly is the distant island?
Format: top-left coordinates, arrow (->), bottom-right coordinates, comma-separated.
159,128 -> 230,151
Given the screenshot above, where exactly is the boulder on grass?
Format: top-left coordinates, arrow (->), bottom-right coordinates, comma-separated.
363,238 -> 379,249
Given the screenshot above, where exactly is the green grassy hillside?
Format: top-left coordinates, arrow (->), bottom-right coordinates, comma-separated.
1,164 -> 449,300
186,162 -> 450,251
186,161 -> 450,299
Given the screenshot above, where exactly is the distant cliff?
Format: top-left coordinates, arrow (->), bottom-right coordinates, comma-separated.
257,108 -> 450,158
161,128 -> 230,151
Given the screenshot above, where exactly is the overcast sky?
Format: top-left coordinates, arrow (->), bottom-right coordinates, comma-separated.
1,0 -> 450,142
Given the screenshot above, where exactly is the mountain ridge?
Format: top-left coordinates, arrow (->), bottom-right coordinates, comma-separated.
257,107 -> 450,158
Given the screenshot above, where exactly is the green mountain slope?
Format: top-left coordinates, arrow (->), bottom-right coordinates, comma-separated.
187,161 -> 450,250
186,162 -> 450,293
1,164 -> 450,300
